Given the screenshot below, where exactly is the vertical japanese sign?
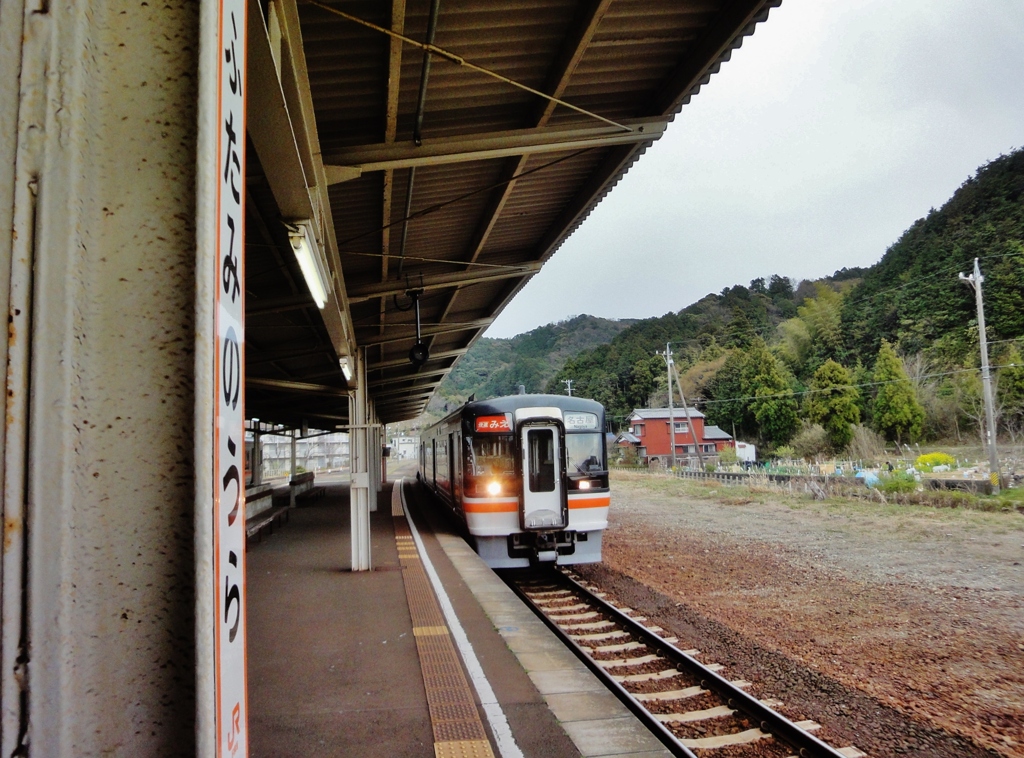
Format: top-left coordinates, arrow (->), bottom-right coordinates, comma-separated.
214,0 -> 247,755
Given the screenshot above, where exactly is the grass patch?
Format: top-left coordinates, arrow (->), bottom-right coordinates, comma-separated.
610,468 -> 1024,530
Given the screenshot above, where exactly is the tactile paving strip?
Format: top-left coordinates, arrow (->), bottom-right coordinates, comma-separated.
392,482 -> 496,758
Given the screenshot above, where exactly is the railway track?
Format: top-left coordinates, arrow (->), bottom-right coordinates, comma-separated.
505,569 -> 866,758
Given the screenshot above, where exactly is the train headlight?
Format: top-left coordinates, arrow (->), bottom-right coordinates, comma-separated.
578,480 -> 591,490
486,480 -> 502,496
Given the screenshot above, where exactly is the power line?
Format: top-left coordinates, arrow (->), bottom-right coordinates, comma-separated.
335,148 -> 590,248
626,249 -> 1023,352
695,363 -> 1018,408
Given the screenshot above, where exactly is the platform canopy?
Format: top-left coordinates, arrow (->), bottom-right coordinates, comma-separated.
244,0 -> 781,428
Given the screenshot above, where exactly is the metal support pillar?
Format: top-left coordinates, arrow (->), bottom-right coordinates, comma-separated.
290,430 -> 298,507
350,348 -> 372,570
1,1 -> 203,751
252,430 -> 263,485
371,406 -> 383,497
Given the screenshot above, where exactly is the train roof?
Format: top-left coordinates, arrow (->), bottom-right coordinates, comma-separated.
426,394 -> 605,433
464,394 -> 604,417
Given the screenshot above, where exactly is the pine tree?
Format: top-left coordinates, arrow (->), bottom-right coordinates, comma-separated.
805,360 -> 860,451
871,341 -> 924,443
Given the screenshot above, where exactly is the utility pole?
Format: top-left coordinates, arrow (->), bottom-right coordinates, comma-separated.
658,343 -> 677,470
562,379 -> 574,397
671,361 -> 706,472
960,258 -> 1001,492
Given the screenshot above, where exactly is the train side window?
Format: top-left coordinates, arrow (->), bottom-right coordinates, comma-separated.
527,429 -> 555,492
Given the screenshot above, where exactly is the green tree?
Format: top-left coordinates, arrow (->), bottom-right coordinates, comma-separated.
744,339 -> 799,447
998,346 -> 1024,441
797,283 -> 845,369
704,350 -> 754,439
776,317 -> 812,375
625,355 -> 663,410
805,360 -> 860,451
871,341 -> 924,443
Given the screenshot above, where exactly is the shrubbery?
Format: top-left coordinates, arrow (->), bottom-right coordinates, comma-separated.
718,446 -> 739,465
791,423 -> 829,461
915,452 -> 956,470
880,471 -> 917,494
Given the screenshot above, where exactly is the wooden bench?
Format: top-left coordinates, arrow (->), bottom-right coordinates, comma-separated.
245,483 -> 291,543
246,503 -> 293,543
296,485 -> 326,505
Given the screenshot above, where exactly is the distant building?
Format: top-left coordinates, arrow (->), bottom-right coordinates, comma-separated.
735,441 -> 757,463
390,435 -> 419,460
621,408 -> 733,466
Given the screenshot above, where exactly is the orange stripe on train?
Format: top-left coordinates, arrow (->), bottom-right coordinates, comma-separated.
463,499 -> 519,514
568,495 -> 610,509
463,496 -> 609,512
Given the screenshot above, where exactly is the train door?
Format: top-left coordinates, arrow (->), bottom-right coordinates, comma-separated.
520,424 -> 567,529
448,433 -> 457,504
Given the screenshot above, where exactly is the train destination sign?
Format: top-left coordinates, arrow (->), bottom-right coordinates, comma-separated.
475,415 -> 511,432
564,413 -> 599,431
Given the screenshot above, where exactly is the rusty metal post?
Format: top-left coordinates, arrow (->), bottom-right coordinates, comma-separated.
2,1 -> 204,753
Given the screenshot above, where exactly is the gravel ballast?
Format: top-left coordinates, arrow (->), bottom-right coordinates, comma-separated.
575,470 -> 1024,757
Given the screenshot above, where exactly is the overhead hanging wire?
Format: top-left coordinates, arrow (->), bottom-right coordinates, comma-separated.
336,148 -> 588,247
695,363 -> 1019,407
303,0 -> 631,133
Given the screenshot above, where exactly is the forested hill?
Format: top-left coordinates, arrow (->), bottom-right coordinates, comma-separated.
841,148 -> 1024,363
432,314 -> 635,408
539,147 -> 1024,446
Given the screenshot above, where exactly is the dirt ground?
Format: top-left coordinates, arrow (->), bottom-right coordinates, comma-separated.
580,470 -> 1024,757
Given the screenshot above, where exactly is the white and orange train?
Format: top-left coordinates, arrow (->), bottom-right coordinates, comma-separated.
417,393 -> 610,568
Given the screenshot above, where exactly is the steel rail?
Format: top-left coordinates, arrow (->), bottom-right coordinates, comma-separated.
507,570 -> 849,758
505,573 -> 698,758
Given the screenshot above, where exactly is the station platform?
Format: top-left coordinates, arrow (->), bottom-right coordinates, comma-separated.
246,473 -> 671,758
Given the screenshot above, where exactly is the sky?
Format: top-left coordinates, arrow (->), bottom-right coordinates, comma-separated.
487,0 -> 1024,339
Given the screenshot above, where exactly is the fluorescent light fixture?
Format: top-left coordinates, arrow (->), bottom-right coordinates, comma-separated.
339,357 -> 353,381
285,220 -> 329,309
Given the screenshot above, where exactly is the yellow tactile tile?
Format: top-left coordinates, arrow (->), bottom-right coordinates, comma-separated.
391,481 -> 495,756
434,739 -> 495,758
413,625 -> 449,637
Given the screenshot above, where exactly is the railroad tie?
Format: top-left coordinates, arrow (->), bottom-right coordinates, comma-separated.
595,653 -> 663,669
654,698 -> 782,725
680,720 -> 819,750
632,681 -> 752,703
392,483 -> 495,758
569,629 -> 629,642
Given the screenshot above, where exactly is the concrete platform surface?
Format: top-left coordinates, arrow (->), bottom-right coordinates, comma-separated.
247,474 -> 671,758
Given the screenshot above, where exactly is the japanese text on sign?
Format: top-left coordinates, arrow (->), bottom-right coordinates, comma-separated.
213,2 -> 248,756
563,412 -> 599,431
475,415 -> 511,433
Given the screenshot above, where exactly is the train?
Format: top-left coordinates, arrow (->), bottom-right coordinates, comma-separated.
417,393 -> 609,569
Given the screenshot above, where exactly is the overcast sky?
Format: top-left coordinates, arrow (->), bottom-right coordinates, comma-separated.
487,0 -> 1024,339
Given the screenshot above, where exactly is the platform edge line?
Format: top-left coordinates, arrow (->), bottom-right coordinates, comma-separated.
398,479 -> 526,758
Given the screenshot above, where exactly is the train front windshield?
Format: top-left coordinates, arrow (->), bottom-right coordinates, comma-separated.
566,433 -> 604,473
465,435 -> 516,497
467,435 -> 515,475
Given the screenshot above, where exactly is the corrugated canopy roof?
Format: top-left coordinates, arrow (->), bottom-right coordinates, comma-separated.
244,0 -> 780,428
